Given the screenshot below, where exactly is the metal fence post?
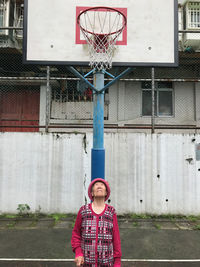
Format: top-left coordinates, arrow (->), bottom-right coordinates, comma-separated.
45,66 -> 50,133
151,67 -> 155,134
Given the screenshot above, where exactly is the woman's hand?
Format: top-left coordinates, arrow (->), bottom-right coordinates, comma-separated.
74,256 -> 84,266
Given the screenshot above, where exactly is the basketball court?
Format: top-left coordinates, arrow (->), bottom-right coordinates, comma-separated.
0,259 -> 200,267
13,0 -> 195,266
1,224 -> 200,266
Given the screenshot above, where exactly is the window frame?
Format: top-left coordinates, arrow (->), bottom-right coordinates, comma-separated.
141,81 -> 174,118
0,1 -> 6,32
187,2 -> 200,29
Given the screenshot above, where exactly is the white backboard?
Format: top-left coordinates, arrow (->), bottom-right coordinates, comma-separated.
23,0 -> 178,67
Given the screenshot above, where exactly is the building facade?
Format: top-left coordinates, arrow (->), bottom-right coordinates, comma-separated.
0,0 -> 200,133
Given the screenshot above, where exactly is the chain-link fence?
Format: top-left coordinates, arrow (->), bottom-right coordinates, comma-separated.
1,28 -> 200,132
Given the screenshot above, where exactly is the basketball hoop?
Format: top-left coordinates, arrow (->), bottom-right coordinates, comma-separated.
77,7 -> 127,70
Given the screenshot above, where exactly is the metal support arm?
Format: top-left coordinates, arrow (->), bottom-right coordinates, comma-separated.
67,66 -> 97,92
68,66 -> 133,93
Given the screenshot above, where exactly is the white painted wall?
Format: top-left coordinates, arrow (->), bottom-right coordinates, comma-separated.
0,132 -> 200,215
0,132 -> 91,214
106,133 -> 200,214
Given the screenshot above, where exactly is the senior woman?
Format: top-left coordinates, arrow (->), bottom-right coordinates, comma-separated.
71,178 -> 121,267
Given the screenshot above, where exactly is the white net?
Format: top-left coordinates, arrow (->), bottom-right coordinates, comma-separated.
77,7 -> 126,70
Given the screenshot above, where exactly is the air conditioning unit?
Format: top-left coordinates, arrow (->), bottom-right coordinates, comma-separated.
183,0 -> 200,50
0,0 -> 10,36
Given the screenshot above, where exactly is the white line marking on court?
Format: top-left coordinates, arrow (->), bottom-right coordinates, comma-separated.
0,259 -> 200,262
122,259 -> 200,262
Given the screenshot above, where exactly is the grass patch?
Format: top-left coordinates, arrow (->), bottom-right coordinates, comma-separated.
1,212 -> 199,222
193,224 -> 200,230
186,216 -> 199,222
0,214 -> 17,219
154,223 -> 161,229
29,221 -> 38,227
6,222 -> 16,228
120,214 -> 200,221
4,214 -> 17,219
133,222 -> 139,227
130,214 -> 152,220
48,214 -> 67,223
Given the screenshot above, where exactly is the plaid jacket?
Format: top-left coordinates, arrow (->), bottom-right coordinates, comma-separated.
72,203 -> 121,267
81,204 -> 115,266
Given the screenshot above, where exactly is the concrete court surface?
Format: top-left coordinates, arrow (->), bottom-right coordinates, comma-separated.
0,261 -> 200,267
0,226 -> 200,266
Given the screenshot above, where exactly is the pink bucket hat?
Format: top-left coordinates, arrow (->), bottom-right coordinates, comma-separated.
88,178 -> 111,201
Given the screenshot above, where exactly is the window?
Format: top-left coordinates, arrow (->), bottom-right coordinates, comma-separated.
0,0 -> 6,34
51,79 -> 109,121
14,3 -> 24,39
187,2 -> 200,29
52,80 -> 93,103
142,82 -> 173,117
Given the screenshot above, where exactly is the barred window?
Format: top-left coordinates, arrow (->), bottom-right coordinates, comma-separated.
51,80 -> 109,121
142,82 -> 173,117
52,80 -> 93,103
188,3 -> 200,28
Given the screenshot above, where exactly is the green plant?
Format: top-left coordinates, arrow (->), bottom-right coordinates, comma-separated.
6,222 -> 16,228
17,204 -> 31,216
31,205 -> 45,219
133,222 -> 139,227
4,214 -> 17,219
194,224 -> 200,230
187,216 -> 198,222
71,221 -> 75,229
48,213 -> 67,223
29,221 -> 38,227
154,223 -> 161,229
130,214 -> 152,220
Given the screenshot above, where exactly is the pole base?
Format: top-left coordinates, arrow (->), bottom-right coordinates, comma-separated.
91,148 -> 105,180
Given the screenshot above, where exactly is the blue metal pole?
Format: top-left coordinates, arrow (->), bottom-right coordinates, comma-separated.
91,71 -> 105,180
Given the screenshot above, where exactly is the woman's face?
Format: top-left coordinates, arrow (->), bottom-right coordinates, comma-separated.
92,181 -> 107,199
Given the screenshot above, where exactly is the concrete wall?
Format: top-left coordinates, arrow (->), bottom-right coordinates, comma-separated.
0,132 -> 200,215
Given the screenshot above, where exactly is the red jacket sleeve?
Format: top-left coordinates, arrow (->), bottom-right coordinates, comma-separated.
71,208 -> 84,258
113,213 -> 122,267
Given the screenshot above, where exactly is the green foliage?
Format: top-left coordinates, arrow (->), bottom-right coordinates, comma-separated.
130,214 -> 152,219
71,220 -> 75,229
194,224 -> 200,230
132,222 -> 139,227
187,216 -> 199,222
4,214 -> 17,219
6,222 -> 16,228
17,204 -> 31,216
154,223 -> 161,229
125,213 -> 200,221
48,213 -> 67,222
